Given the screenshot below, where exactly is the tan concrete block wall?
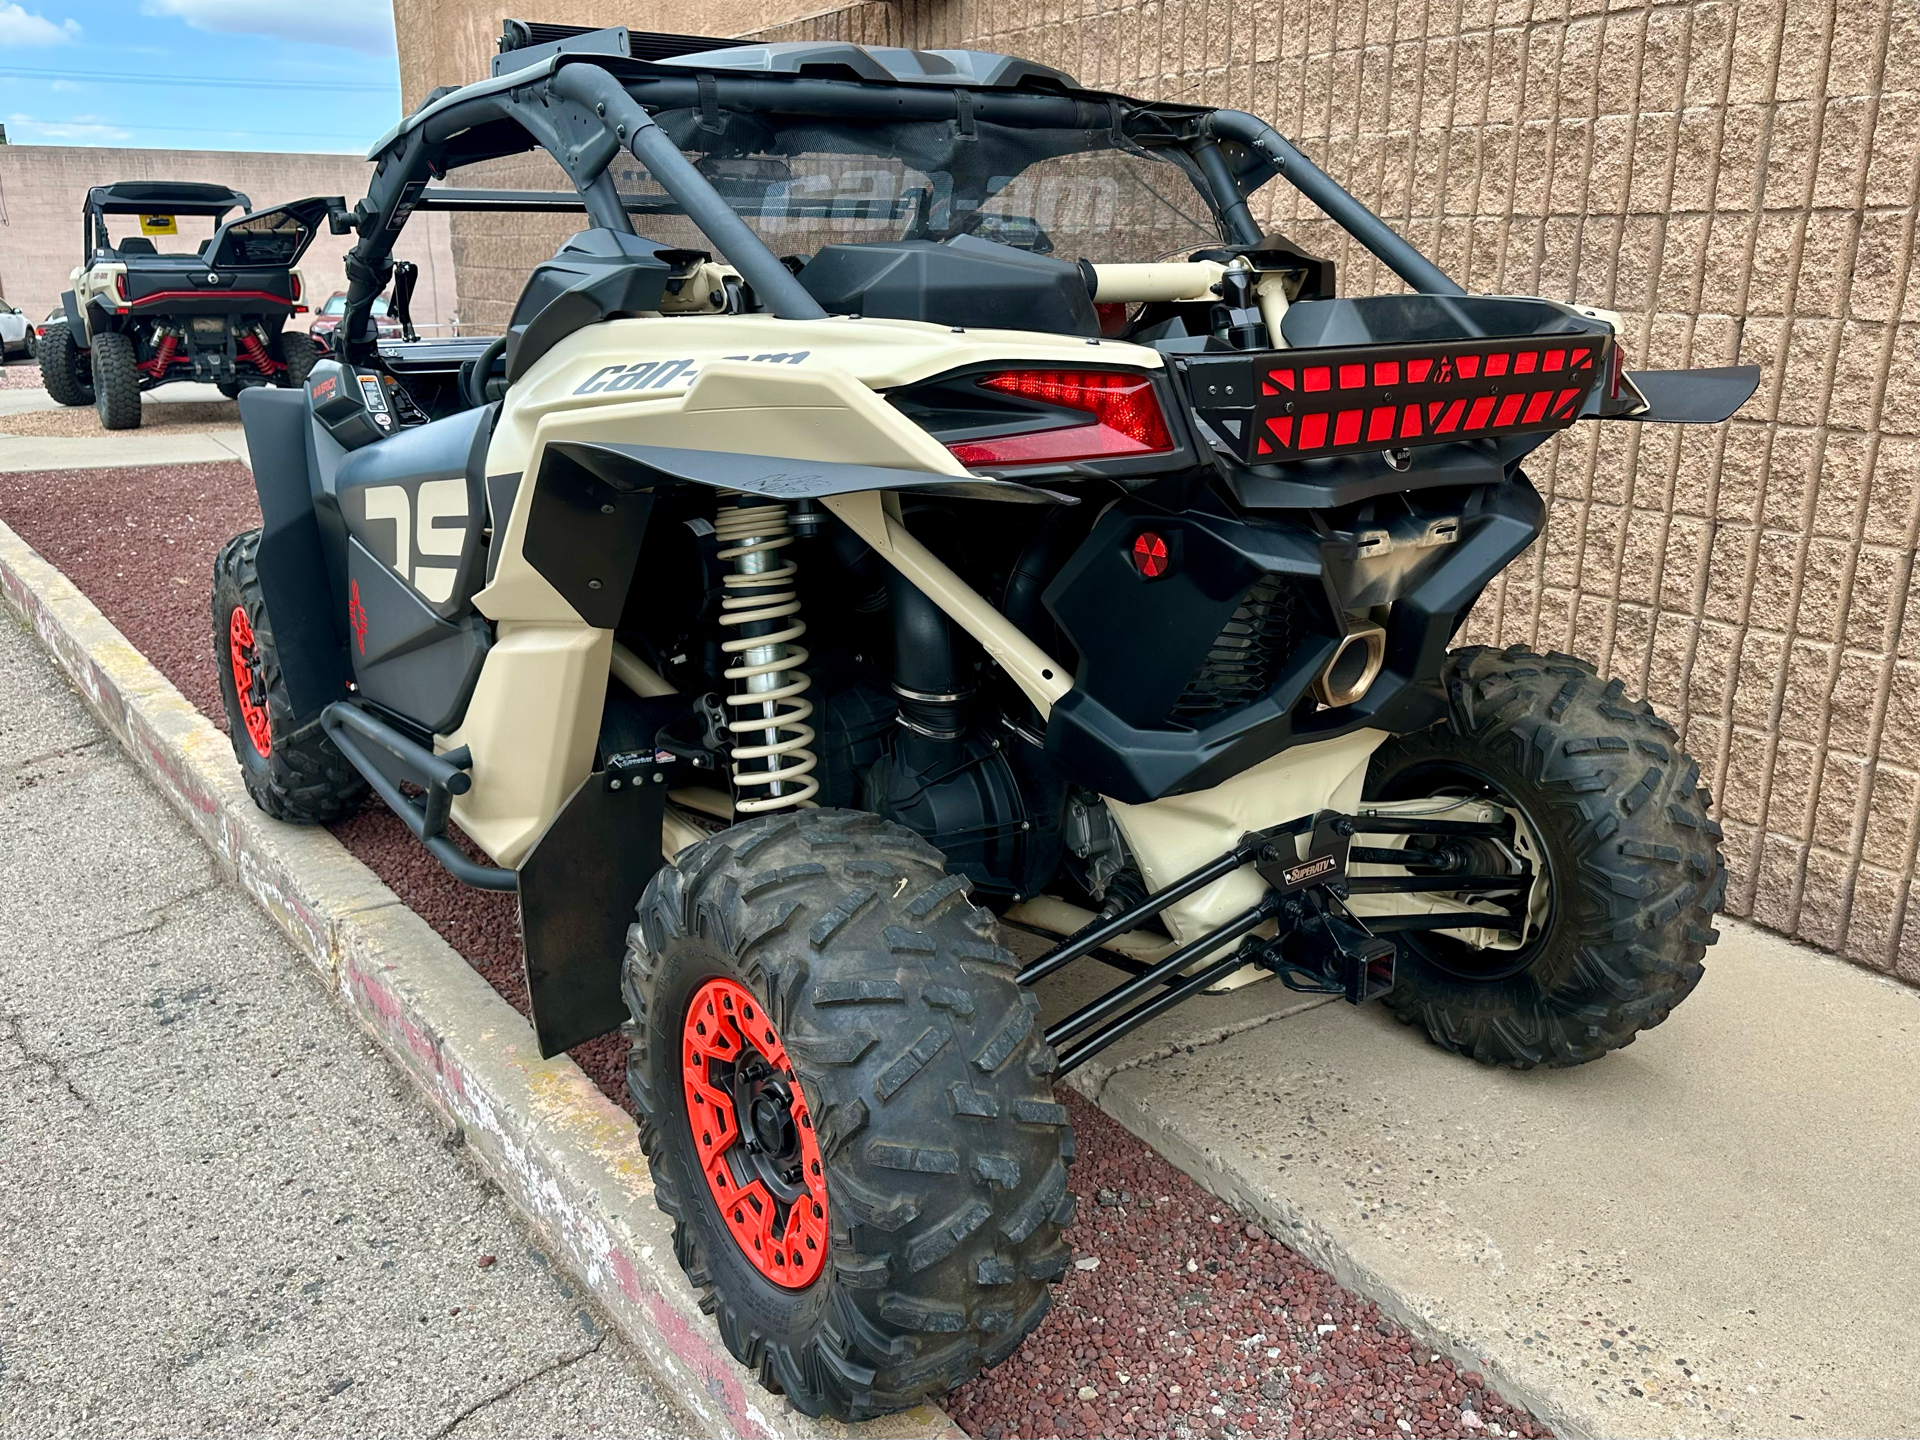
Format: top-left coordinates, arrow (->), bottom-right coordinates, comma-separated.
398,0 -> 1918,978
0,146 -> 458,337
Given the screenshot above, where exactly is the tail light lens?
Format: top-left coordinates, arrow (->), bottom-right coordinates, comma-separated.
289,273 -> 302,302
947,370 -> 1174,468
113,274 -> 128,303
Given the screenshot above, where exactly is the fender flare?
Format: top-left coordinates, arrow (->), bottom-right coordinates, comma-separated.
237,387 -> 352,726
60,291 -> 88,346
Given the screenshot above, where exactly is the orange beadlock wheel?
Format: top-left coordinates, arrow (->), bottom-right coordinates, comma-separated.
227,605 -> 272,758
682,976 -> 829,1288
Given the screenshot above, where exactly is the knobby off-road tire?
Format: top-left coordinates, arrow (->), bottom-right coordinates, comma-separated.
37,322 -> 93,406
278,332 -> 318,388
1366,645 -> 1726,1068
90,330 -> 142,430
211,529 -> 366,823
625,808 -> 1074,1420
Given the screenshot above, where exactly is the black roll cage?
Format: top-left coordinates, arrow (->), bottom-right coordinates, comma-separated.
85,181 -> 250,261
336,46 -> 1462,360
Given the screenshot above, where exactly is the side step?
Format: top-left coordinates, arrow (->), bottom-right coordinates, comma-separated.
320,701 -> 518,892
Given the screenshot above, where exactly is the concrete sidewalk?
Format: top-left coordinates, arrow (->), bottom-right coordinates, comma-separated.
0,381 -> 250,472
0,610 -> 693,1439
1031,929 -> 1920,1438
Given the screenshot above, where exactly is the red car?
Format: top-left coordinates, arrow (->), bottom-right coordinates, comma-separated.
309,291 -> 403,350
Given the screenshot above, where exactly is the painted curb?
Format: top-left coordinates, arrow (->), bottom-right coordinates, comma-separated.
0,517 -> 962,1440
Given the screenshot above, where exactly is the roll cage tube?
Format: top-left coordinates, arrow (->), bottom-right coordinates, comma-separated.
338,55 -> 1463,359
338,59 -> 826,358
547,62 -> 825,321
1204,110 -> 1464,298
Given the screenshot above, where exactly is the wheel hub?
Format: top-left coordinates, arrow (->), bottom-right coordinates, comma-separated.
682,978 -> 829,1288
1356,775 -> 1554,979
743,1077 -> 798,1158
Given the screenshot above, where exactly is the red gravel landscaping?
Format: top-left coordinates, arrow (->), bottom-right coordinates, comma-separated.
0,459 -> 1548,1440
0,363 -> 44,390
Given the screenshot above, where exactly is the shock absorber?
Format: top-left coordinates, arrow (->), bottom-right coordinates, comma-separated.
713,497 -> 819,813
140,328 -> 181,380
237,327 -> 282,376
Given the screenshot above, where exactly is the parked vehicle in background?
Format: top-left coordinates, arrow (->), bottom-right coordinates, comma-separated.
309,291 -> 403,351
0,299 -> 29,360
39,181 -> 336,428
26,309 -> 64,362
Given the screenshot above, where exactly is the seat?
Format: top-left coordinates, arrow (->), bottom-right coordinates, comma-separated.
116,236 -> 158,255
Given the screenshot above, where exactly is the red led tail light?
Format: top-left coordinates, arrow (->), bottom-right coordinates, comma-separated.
1183,335 -> 1609,465
948,369 -> 1175,467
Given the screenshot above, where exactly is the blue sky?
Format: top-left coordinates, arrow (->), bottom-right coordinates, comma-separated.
1,0 -> 402,153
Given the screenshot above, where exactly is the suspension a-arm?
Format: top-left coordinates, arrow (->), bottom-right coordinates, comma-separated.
1023,808 -> 1524,1075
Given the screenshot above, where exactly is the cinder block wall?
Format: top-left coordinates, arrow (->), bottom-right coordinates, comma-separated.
399,0 -> 1919,978
0,146 -> 459,335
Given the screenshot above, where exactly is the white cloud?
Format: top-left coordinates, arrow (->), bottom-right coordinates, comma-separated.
6,112 -> 132,143
140,0 -> 394,56
0,2 -> 81,45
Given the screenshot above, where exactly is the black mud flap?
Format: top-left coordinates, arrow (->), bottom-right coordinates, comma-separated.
518,754 -> 667,1058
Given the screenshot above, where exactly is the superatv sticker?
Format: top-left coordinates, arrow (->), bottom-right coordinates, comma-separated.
572,350 -> 809,396
1282,854 -> 1340,887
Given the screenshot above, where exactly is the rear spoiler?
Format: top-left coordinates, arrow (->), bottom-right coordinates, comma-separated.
1610,365 -> 1759,424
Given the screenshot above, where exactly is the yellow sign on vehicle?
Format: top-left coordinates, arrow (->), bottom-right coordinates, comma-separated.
139,214 -> 178,235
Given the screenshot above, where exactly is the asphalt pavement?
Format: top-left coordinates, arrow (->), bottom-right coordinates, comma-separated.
0,608 -> 694,1439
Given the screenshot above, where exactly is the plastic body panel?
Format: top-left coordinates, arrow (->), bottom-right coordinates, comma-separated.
236,387 -> 353,726
518,761 -> 667,1056
1041,477 -> 1546,803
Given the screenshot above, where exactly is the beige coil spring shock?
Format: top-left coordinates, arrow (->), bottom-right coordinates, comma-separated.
713,497 -> 819,812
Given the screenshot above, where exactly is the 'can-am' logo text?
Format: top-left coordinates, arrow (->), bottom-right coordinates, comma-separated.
572,351 -> 809,396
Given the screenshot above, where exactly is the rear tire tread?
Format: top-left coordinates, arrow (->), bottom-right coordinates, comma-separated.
1370,644 -> 1724,1070
90,330 -> 142,430
624,809 -> 1071,1421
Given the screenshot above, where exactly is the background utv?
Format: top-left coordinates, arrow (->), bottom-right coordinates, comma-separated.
39,182 -> 327,429
211,22 -> 1755,1420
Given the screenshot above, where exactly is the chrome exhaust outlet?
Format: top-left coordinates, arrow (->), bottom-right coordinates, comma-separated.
1311,620 -> 1386,707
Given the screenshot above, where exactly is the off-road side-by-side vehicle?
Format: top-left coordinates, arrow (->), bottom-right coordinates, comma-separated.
39,181 -> 330,429
211,22 -> 1754,1418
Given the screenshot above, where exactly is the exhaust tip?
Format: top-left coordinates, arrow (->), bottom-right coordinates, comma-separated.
1311,621 -> 1386,707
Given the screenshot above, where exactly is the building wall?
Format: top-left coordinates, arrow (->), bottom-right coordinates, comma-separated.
0,146 -> 458,336
399,0 -> 1918,978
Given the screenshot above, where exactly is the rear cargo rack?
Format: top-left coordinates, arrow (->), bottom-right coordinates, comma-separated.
1182,333 -> 1610,465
